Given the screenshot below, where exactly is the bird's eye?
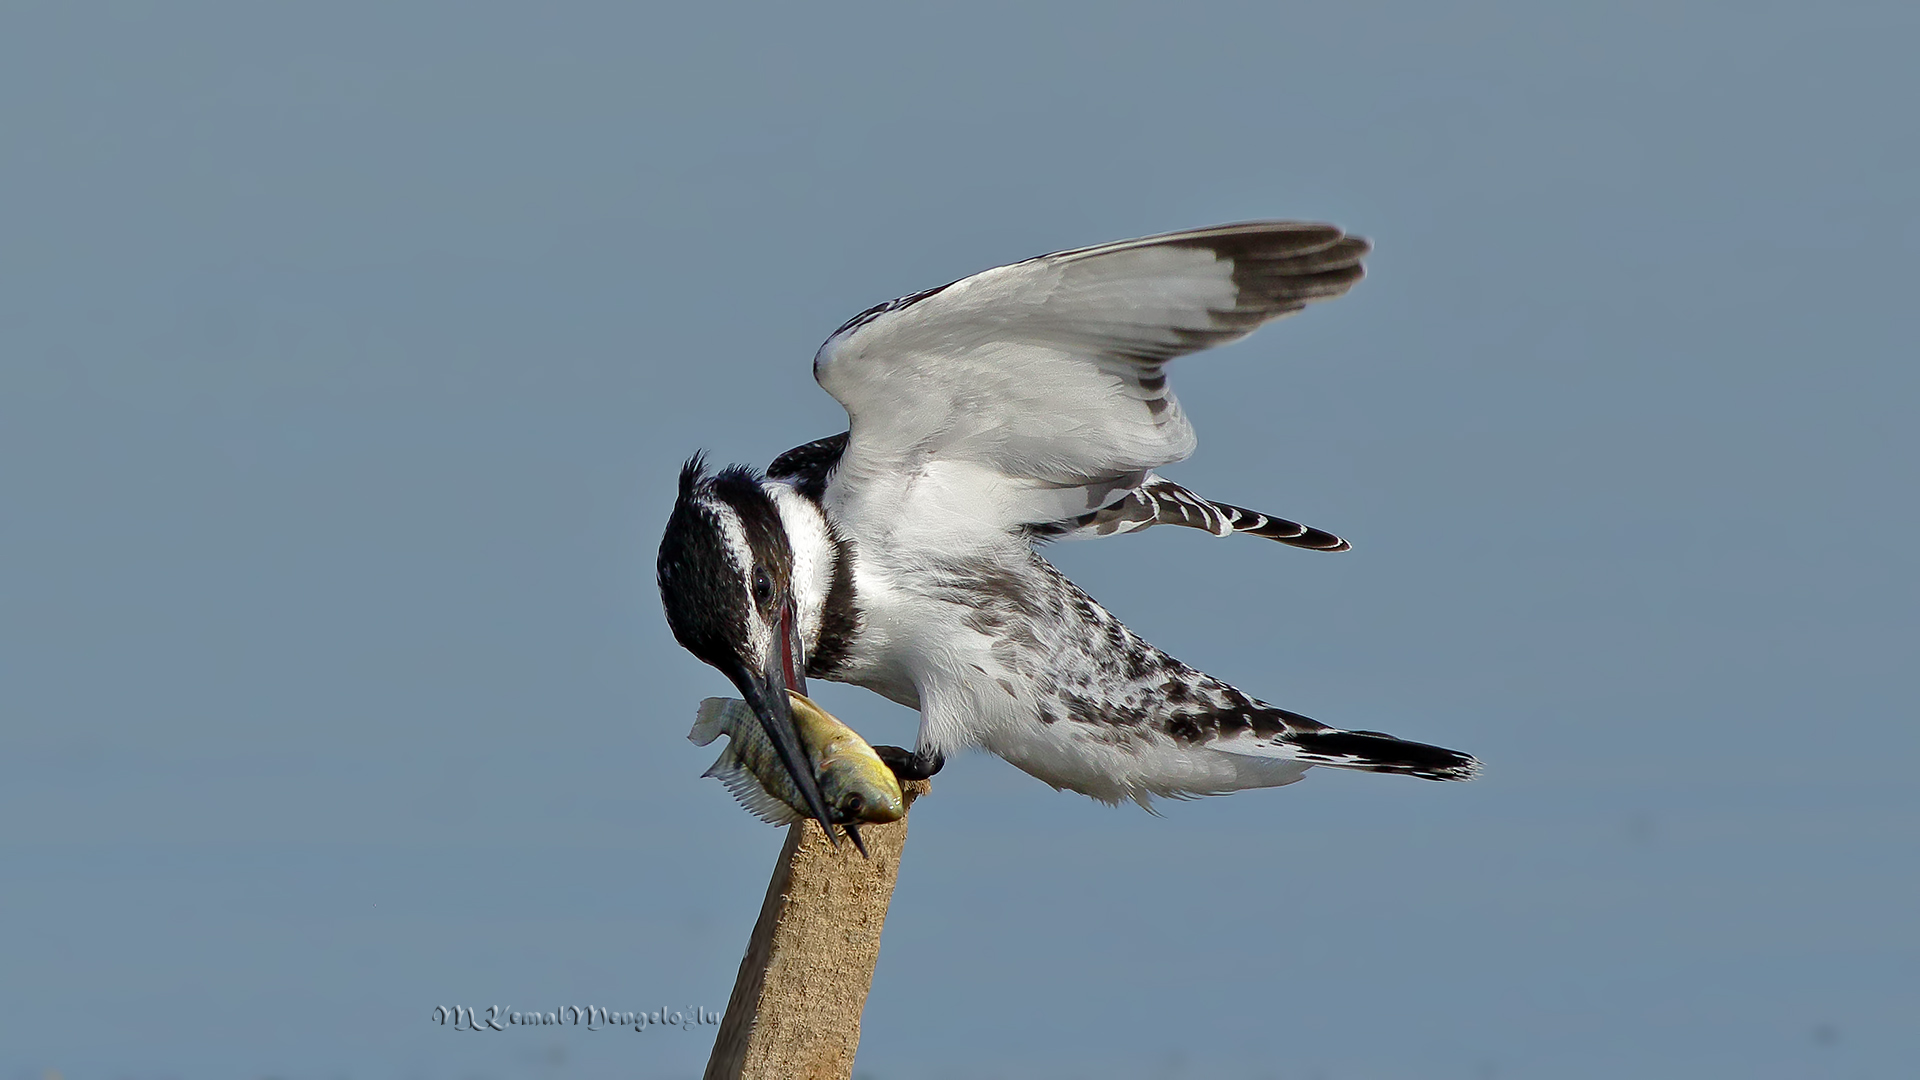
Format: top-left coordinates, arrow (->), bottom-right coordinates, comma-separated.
752,568 -> 773,605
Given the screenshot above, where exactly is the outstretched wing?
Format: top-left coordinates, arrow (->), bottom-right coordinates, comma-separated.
812,222 -> 1367,533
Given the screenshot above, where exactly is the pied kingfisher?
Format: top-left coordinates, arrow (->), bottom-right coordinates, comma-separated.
656,222 -> 1477,833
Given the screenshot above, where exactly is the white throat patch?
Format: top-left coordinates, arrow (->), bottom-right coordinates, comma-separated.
765,481 -> 836,662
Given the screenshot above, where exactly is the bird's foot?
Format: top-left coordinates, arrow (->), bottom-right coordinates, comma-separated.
874,745 -> 944,782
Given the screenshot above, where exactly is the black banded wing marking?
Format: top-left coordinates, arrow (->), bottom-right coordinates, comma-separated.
821,221 -> 1365,354
1035,477 -> 1350,552
1043,222 -> 1370,363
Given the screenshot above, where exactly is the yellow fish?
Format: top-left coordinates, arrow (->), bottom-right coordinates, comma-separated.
691,690 -> 904,855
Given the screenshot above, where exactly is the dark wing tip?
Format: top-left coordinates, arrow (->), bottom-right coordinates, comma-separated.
1221,231 -> 1371,314
1169,221 -> 1368,263
1252,521 -> 1351,552
1203,495 -> 1354,553
1110,221 -> 1372,338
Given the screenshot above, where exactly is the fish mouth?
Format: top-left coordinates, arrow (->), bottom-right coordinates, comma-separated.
724,599 -> 838,845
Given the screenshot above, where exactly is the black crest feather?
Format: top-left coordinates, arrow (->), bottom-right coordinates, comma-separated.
678,453 -> 710,498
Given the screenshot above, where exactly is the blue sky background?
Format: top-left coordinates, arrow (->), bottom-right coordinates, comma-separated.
2,3 -> 1915,1078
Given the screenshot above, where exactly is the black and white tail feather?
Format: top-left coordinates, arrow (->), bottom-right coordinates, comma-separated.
1274,729 -> 1479,781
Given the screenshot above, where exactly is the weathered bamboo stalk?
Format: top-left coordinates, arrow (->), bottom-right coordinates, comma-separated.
704,779 -> 929,1080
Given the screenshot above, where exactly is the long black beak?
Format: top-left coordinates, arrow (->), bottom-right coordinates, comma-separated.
725,602 -> 839,845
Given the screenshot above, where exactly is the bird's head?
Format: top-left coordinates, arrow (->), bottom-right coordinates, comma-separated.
657,456 -> 836,838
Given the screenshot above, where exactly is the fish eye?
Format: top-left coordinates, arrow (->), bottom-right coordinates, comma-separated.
751,567 -> 773,605
843,793 -> 865,813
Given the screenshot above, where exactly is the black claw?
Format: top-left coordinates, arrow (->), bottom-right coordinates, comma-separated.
874,745 -> 944,781
873,744 -> 911,774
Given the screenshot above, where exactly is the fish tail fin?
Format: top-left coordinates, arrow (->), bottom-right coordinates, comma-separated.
689,697 -> 736,746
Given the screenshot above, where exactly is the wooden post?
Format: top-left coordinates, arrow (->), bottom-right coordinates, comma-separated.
704,779 -> 929,1080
